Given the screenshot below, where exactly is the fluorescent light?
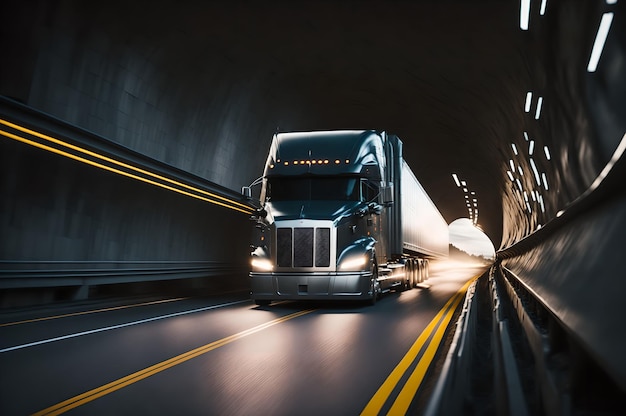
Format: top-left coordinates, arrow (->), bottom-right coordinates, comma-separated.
539,194 -> 545,213
540,0 -> 547,15
512,143 -> 518,155
520,0 -> 531,30
587,13 -> 614,72
530,158 -> 541,185
516,179 -> 523,192
463,188 -> 468,193
507,171 -> 514,181
470,191 -> 476,195
542,172 -> 549,190
524,92 -> 532,112
535,97 -> 543,119
461,180 -> 467,186
518,165 -> 524,176
606,0 -> 618,4
523,191 -> 529,202
529,140 -> 535,155
524,131 -> 529,141
544,145 -> 551,160
526,202 -> 532,213
510,159 -> 515,171
452,173 -> 461,187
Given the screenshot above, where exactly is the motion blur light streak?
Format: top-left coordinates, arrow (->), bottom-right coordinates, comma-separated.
544,145 -> 551,160
587,13 -> 614,72
0,119 -> 253,215
520,0 -> 531,30
452,173 -> 460,187
535,96 -> 543,119
524,91 -> 532,112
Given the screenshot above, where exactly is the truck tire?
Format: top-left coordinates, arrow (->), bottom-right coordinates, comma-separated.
369,264 -> 380,305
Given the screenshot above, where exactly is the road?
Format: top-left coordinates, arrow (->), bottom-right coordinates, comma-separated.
0,261 -> 487,415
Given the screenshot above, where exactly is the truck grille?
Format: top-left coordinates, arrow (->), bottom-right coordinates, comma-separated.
276,227 -> 330,268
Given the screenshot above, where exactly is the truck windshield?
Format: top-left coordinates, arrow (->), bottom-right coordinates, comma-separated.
267,177 -> 360,201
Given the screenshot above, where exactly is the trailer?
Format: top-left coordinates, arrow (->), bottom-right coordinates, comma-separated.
242,130 -> 448,305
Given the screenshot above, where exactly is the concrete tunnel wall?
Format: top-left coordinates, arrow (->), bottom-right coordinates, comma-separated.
1,0 -> 625,385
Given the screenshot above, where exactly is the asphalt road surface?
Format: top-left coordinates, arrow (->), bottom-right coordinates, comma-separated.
0,261 -> 487,415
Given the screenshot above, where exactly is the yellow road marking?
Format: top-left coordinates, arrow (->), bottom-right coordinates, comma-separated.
361,275 -> 479,416
0,298 -> 187,328
0,120 -> 253,214
33,309 -> 314,416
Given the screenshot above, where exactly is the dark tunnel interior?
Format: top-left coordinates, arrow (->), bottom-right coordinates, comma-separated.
4,0 -> 623,249
1,0 -> 626,396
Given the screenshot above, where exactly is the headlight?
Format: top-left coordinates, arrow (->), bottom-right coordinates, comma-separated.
251,257 -> 274,271
338,255 -> 368,271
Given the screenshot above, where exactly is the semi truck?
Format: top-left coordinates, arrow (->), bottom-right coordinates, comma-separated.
242,130 -> 448,305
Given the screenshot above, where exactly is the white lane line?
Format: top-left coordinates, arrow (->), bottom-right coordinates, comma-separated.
0,299 -> 249,353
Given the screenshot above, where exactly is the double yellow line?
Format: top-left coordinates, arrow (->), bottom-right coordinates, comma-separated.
361,276 -> 478,415
33,309 -> 314,415
0,118 -> 254,215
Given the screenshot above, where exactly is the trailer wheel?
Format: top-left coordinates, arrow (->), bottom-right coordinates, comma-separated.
369,264 -> 380,305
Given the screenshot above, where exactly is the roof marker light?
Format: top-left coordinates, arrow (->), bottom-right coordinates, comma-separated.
335,160 -> 341,164
535,97 -> 543,119
520,0 -> 531,30
524,92 -> 532,112
542,172 -> 549,190
294,161 -> 299,165
588,13 -> 614,72
512,143 -> 518,155
345,159 -> 350,164
284,161 -> 289,166
452,173 -> 461,187
544,145 -> 551,160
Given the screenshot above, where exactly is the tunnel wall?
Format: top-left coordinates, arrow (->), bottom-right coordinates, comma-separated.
499,0 -> 626,388
0,99 -> 251,306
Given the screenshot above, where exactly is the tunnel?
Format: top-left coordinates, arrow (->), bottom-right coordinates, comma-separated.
1,0 -> 625,414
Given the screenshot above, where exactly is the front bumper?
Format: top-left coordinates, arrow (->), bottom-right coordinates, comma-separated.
250,271 -> 374,301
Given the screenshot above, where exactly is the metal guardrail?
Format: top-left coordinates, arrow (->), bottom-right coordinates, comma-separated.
0,261 -> 246,289
424,277 -> 478,416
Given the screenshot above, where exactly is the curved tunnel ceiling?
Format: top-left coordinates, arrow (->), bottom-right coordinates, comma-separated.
1,0 -> 624,249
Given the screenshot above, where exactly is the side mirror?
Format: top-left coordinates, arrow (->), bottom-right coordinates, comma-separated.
241,186 -> 252,200
380,183 -> 394,206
